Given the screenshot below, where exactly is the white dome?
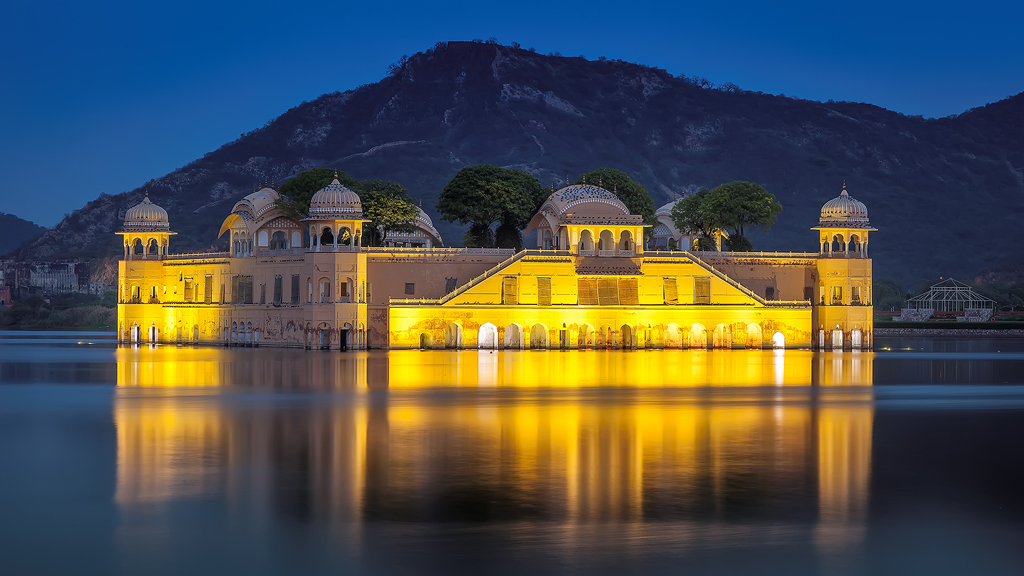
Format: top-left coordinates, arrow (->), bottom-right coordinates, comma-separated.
309,178 -> 363,219
546,184 -> 629,215
819,184 -> 869,226
656,198 -> 680,217
124,194 -> 169,231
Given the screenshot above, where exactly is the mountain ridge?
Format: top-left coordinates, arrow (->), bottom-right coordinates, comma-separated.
18,40 -> 1024,284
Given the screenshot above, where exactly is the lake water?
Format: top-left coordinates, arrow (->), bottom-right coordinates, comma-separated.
2,331 -> 1024,575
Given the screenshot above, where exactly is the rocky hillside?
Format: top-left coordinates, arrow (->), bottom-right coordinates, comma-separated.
1,213 -> 46,257
19,41 -> 1024,283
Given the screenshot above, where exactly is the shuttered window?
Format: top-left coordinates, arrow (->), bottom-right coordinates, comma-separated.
618,278 -> 639,305
273,275 -> 283,305
502,276 -> 518,305
664,278 -> 678,305
538,277 -> 552,306
695,277 -> 711,305
578,278 -> 599,305
290,274 -> 300,304
184,279 -> 193,302
598,278 -> 619,306
204,275 -> 213,304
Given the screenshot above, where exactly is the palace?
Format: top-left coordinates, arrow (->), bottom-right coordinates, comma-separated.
117,179 -> 874,350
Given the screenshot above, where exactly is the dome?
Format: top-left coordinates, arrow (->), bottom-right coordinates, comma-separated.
124,194 -> 170,231
236,186 -> 280,219
656,198 -> 680,217
819,183 -> 869,226
309,178 -> 363,219
546,184 -> 629,215
415,207 -> 442,242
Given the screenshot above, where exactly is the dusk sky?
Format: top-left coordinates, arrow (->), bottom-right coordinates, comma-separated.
2,0 -> 1022,226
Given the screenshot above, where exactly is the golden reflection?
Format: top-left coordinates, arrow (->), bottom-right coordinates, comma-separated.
115,348 -> 873,552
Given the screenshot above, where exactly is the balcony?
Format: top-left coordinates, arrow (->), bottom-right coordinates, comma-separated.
598,250 -> 616,257
579,249 -> 596,257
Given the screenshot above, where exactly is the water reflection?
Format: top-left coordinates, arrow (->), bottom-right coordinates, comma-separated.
114,348 -> 874,556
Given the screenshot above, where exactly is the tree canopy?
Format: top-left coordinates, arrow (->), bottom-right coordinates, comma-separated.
437,165 -> 544,249
276,169 -> 420,247
573,168 -> 656,232
669,181 -> 781,251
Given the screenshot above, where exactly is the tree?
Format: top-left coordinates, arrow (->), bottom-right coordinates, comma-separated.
359,179 -> 420,246
709,181 -> 782,252
573,168 -> 656,234
437,165 -> 544,249
276,168 -> 359,221
670,189 -> 725,251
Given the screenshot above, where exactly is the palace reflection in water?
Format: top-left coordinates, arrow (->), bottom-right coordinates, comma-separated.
114,347 -> 873,554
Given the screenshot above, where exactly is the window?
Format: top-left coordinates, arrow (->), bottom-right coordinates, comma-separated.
664,278 -> 678,305
405,282 -> 416,295
501,277 -> 517,305
290,274 -> 300,304
260,284 -> 266,305
184,279 -> 193,302
578,278 -> 599,305
618,278 -> 638,305
319,280 -> 331,303
273,275 -> 283,305
765,286 -> 775,300
597,278 -> 619,306
220,283 -> 225,304
204,275 -> 213,304
444,277 -> 458,294
339,281 -> 349,298
803,286 -> 813,302
832,286 -> 843,304
538,277 -> 552,306
852,286 -> 861,304
695,277 -> 711,305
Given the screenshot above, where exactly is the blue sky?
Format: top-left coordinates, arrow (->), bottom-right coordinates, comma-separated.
2,0 -> 1022,226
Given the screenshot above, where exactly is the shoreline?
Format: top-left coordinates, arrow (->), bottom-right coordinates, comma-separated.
874,328 -> 1024,337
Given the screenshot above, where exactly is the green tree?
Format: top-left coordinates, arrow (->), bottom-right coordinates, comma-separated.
437,165 -> 543,249
359,179 -> 420,246
276,168 -> 359,220
709,181 -> 782,252
573,168 -> 657,233
669,189 -> 725,251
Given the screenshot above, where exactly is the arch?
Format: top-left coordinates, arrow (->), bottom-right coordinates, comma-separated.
504,323 -> 524,349
318,277 -> 331,303
478,322 -> 498,350
579,230 -> 594,252
320,227 -> 335,246
231,321 -> 238,344
339,226 -> 352,246
530,323 -> 549,350
270,230 -> 288,249
772,332 -> 786,349
620,324 -> 634,350
665,323 -> 682,349
832,325 -> 844,350
851,325 -> 863,349
598,324 -> 614,349
246,321 -> 253,345
578,323 -> 595,350
192,325 -> 199,342
713,323 -> 732,349
746,323 -> 763,349
831,234 -> 845,254
148,238 -> 159,255
542,228 -> 553,249
419,332 -> 434,350
689,323 -> 707,349
223,326 -> 229,344
598,229 -> 615,251
444,322 -> 463,349
618,230 -> 634,251
849,234 -> 861,255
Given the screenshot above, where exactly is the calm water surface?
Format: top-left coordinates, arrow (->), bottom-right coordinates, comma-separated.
2,331 -> 1024,575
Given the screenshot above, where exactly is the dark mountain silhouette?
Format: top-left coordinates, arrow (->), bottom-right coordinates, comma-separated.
18,40 -> 1024,284
1,213 -> 46,257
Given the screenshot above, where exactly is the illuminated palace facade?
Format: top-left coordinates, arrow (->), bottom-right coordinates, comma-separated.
117,180 -> 874,350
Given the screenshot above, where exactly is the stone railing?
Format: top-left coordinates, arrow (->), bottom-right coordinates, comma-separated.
598,249 -> 616,257
579,249 -> 595,257
689,251 -> 820,259
619,249 -> 635,257
364,246 -> 513,255
164,252 -> 231,261
256,247 -> 305,257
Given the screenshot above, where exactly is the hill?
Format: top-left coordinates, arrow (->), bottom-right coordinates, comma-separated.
17,41 -> 1024,284
0,213 -> 46,257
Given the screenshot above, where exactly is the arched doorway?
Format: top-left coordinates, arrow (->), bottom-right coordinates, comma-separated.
579,230 -> 594,254
419,332 -> 433,350
578,324 -> 595,350
832,325 -> 844,349
689,323 -> 707,349
598,230 -> 615,252
665,323 -> 682,349
530,323 -> 548,349
445,323 -> 463,349
620,324 -> 634,350
746,323 -> 762,349
772,332 -> 786,349
713,323 -> 731,349
478,323 -> 498,350
851,325 -> 862,349
504,323 -> 523,349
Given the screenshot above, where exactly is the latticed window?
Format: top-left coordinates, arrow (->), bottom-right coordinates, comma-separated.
502,276 -> 518,305
204,275 -> 213,304
183,279 -> 193,302
664,278 -> 678,305
538,277 -> 552,306
695,277 -> 711,305
273,275 -> 282,305
598,278 -> 619,306
618,278 -> 639,306
578,278 -> 598,305
290,274 -> 300,304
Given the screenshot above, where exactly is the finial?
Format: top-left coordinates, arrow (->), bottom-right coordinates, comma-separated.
566,175 -> 569,185
582,174 -> 586,184
144,187 -> 148,198
599,176 -> 603,188
334,170 -> 339,179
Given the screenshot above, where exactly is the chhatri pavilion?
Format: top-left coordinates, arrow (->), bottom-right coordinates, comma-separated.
117,180 -> 874,350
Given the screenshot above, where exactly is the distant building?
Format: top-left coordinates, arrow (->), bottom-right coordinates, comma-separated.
117,181 -> 875,350
0,259 -> 92,299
